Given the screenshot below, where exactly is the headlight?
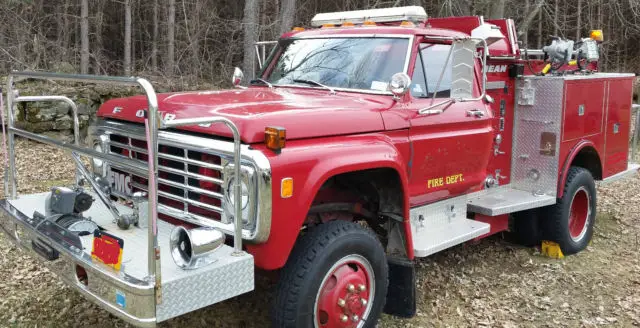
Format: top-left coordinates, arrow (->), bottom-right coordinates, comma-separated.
223,164 -> 257,228
227,177 -> 249,210
92,143 -> 104,168
91,134 -> 109,176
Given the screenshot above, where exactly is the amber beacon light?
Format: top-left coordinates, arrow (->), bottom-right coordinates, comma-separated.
265,126 -> 286,152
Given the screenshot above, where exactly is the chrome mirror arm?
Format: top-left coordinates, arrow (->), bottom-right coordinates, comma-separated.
418,98 -> 454,115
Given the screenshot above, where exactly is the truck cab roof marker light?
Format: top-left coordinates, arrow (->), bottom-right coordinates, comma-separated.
310,6 -> 427,27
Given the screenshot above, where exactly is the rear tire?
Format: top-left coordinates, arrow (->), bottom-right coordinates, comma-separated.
271,221 -> 388,328
542,166 -> 596,255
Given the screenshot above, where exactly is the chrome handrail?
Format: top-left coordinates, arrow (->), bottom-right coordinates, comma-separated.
4,71 -> 162,303
160,117 -> 244,254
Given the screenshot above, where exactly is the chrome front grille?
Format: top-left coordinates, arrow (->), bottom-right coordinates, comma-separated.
107,134 -> 227,224
91,119 -> 273,242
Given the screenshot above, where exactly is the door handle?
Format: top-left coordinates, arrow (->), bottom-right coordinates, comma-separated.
466,109 -> 485,118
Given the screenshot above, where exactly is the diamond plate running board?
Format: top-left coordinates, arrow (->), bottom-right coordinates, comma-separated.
410,195 -> 490,258
412,218 -> 489,258
466,187 -> 556,216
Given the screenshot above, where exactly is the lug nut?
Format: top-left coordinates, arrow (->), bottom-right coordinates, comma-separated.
337,298 -> 346,307
347,284 -> 355,292
361,299 -> 368,306
358,284 -> 366,292
351,315 -> 359,322
340,314 -> 348,323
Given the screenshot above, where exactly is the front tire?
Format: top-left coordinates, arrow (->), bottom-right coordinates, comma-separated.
542,166 -> 596,255
271,221 -> 388,328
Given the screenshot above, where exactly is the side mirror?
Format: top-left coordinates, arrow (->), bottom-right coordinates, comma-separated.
232,67 -> 244,87
450,39 -> 477,100
389,73 -> 411,98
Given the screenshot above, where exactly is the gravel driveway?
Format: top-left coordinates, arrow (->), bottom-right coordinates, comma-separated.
1,138 -> 639,327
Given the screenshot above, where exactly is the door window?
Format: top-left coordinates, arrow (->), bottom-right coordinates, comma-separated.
410,44 -> 453,98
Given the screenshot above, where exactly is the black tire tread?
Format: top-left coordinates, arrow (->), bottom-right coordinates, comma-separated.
543,166 -> 596,255
272,221 -> 388,327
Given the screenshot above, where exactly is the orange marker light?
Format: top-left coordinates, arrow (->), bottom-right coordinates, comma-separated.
400,21 -> 415,27
265,126 -> 286,152
342,22 -> 355,27
321,23 -> 336,28
363,20 -> 377,26
281,178 -> 293,198
590,30 -> 604,42
292,27 -> 305,32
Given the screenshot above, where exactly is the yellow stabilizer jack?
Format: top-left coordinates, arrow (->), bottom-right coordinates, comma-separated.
541,240 -> 564,259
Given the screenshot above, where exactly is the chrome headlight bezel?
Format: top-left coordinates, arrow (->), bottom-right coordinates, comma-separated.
90,134 -> 110,177
222,163 -> 258,230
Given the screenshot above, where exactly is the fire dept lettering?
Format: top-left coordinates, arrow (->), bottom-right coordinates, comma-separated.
427,174 -> 464,189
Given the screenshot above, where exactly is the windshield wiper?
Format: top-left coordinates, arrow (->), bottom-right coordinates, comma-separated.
249,78 -> 273,88
293,79 -> 336,95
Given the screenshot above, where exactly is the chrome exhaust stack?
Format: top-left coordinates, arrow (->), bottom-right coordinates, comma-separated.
169,226 -> 226,270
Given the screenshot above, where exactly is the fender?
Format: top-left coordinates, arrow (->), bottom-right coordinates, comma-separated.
246,132 -> 413,270
557,140 -> 601,198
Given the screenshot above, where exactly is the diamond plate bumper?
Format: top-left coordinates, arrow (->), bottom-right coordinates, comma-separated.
0,193 -> 254,327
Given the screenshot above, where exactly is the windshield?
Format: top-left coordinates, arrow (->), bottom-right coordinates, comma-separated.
264,37 -> 409,92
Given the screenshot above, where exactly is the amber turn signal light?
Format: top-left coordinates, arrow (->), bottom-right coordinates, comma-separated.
292,27 -> 305,32
265,126 -> 286,152
281,178 -> 293,198
590,29 -> 604,42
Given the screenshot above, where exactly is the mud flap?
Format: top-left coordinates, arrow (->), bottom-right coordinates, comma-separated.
383,257 -> 416,318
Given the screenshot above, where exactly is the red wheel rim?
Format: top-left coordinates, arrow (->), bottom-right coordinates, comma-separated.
314,255 -> 374,328
569,187 -> 591,242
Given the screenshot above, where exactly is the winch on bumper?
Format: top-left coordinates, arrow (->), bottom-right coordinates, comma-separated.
0,72 -> 260,327
0,193 -> 254,326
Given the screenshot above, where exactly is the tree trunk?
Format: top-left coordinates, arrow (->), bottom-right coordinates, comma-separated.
167,0 -> 176,76
124,0 -> 132,75
152,0 -> 159,71
242,0 -> 260,78
278,0 -> 296,35
80,0 -> 89,74
575,0 -> 582,40
488,0 -> 506,19
537,8 -> 543,48
553,0 -> 558,36
94,0 -> 105,74
517,0 -> 545,41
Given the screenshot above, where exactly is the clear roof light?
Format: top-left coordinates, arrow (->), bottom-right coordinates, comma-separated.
310,6 -> 427,27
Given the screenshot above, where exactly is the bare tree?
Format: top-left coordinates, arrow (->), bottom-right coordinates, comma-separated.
151,0 -> 159,71
575,0 -> 582,41
80,0 -> 89,74
124,0 -> 133,75
488,0 -> 506,19
278,0 -> 296,35
242,0 -> 260,78
167,0 -> 176,76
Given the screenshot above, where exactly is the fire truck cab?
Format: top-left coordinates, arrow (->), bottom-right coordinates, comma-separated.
0,6 -> 638,328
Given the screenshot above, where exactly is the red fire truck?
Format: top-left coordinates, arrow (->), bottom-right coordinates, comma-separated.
0,6 -> 638,328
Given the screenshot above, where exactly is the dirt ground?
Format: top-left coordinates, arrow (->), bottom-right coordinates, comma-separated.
0,139 -> 639,328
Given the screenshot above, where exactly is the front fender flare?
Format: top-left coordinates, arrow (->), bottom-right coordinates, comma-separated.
246,133 -> 413,270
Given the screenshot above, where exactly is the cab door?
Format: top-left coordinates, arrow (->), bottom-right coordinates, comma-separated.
404,42 -> 493,206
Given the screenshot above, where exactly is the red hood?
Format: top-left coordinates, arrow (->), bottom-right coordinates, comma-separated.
98,87 -> 393,143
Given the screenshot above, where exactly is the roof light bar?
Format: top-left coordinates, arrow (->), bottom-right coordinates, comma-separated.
310,6 -> 427,27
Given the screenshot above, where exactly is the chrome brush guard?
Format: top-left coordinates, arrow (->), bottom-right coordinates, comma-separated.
0,71 -> 255,326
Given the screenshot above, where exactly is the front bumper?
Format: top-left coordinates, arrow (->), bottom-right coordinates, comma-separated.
0,192 -> 254,327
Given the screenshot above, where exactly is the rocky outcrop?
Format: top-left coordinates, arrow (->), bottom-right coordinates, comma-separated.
9,83 -> 138,142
